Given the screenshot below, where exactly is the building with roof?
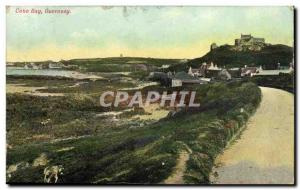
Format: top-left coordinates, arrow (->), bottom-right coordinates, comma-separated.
235,34 -> 265,46
172,71 -> 209,86
210,43 -> 218,51
207,62 -> 221,71
241,66 -> 258,77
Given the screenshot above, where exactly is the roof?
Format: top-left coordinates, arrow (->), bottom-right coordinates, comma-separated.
229,68 -> 240,71
241,67 -> 257,73
173,71 -> 197,80
173,72 -> 205,84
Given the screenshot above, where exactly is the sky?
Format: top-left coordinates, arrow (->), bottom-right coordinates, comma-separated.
6,6 -> 294,62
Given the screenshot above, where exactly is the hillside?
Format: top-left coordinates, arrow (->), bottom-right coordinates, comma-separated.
9,57 -> 184,73
63,57 -> 182,67
62,57 -> 183,72
169,44 -> 293,71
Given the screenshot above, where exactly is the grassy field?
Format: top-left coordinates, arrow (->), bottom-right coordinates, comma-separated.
62,57 -> 182,69
246,72 -> 294,93
7,80 -> 261,184
10,57 -> 183,73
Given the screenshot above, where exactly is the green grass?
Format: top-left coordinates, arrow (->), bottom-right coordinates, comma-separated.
60,57 -> 182,73
7,81 -> 261,184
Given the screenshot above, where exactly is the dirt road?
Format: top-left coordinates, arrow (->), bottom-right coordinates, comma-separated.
210,87 -> 294,184
163,151 -> 190,184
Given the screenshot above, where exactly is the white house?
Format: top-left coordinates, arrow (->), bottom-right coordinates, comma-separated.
207,62 -> 221,70
161,65 -> 170,69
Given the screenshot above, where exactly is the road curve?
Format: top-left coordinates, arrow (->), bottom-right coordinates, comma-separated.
210,87 -> 294,184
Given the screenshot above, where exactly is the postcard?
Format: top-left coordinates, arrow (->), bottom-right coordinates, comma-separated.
6,6 -> 295,185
